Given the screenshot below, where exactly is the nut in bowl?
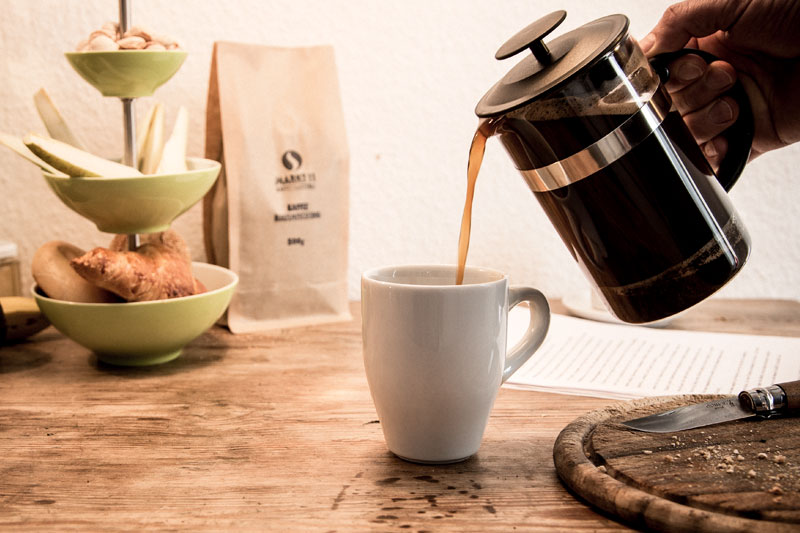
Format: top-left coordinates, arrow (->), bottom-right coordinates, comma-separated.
42,157 -> 220,234
33,262 -> 238,366
65,50 -> 187,98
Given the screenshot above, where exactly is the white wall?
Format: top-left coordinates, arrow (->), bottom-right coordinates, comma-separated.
1,0 -> 798,303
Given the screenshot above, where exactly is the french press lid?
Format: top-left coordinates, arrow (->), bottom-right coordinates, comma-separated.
476,11 -> 629,117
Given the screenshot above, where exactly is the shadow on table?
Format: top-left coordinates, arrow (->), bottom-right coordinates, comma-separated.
0,344 -> 52,374
89,342 -> 228,378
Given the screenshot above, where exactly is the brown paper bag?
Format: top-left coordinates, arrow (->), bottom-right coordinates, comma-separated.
204,41 -> 350,333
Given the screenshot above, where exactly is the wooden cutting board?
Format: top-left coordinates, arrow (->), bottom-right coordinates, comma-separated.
553,395 -> 800,532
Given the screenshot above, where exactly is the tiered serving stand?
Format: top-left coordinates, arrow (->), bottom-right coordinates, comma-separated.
33,0 -> 237,366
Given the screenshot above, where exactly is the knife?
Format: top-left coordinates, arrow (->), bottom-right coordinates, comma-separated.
622,380 -> 800,433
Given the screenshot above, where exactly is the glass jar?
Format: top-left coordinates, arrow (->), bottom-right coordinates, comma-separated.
0,241 -> 22,297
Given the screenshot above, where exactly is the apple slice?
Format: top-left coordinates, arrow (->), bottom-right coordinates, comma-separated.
156,106 -> 188,174
0,132 -> 66,175
33,88 -> 87,151
23,133 -> 142,178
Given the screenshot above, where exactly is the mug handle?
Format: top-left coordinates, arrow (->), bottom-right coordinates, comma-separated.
649,49 -> 754,191
502,287 -> 550,383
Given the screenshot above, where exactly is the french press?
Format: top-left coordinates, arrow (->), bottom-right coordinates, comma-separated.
476,11 -> 754,323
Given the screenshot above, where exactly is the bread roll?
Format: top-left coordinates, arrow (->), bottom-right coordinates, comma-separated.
32,241 -> 118,303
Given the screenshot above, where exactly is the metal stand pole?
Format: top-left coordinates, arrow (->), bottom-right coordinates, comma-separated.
119,0 -> 131,34
122,98 -> 136,168
120,0 -> 140,251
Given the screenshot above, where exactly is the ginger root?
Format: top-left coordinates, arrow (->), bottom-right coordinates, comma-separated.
71,230 -> 204,302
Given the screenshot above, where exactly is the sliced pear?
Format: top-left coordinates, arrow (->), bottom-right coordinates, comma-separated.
156,106 -> 189,174
136,102 -> 157,158
23,133 -> 142,178
137,102 -> 165,174
33,88 -> 87,150
0,131 -> 66,175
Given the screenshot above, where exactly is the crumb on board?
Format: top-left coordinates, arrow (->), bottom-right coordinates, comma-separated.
768,485 -> 784,495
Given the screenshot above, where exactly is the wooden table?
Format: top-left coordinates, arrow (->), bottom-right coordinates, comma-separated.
1,298 -> 799,531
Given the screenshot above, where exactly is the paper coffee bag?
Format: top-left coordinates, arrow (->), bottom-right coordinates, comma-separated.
204,42 -> 350,332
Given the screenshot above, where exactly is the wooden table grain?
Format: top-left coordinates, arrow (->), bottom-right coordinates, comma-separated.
1,298 -> 798,531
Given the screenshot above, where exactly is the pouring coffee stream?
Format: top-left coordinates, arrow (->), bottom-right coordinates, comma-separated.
457,10 -> 754,323
456,118 -> 495,286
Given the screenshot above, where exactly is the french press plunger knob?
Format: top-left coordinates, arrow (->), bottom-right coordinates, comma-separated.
495,10 -> 566,64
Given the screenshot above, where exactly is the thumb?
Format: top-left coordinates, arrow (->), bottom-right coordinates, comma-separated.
641,0 -> 746,56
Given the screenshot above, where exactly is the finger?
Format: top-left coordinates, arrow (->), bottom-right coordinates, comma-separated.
670,61 -> 736,115
701,136 -> 728,171
663,54 -> 708,92
640,0 -> 747,56
681,95 -> 739,144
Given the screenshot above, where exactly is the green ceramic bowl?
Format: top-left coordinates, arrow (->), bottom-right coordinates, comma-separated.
65,50 -> 187,98
42,157 -> 220,234
33,262 -> 238,366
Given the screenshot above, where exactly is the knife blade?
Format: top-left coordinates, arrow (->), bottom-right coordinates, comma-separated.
622,380 -> 800,433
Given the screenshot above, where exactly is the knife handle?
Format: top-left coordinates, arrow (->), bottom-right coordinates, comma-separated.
739,380 -> 800,417
777,380 -> 800,411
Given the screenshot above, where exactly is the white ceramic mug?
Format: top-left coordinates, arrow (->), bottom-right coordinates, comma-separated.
361,265 -> 550,464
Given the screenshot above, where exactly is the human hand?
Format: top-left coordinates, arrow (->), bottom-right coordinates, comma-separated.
640,0 -> 800,166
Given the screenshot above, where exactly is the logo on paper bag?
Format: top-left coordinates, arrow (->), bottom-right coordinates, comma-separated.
275,149 -> 316,191
281,150 -> 303,170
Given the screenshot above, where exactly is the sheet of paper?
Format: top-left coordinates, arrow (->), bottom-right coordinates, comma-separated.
505,310 -> 800,399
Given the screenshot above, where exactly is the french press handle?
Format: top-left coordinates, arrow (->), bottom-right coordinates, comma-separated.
649,49 -> 754,191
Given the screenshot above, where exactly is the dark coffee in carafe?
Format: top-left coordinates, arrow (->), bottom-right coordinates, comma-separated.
458,87 -> 750,323
497,85 -> 749,323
